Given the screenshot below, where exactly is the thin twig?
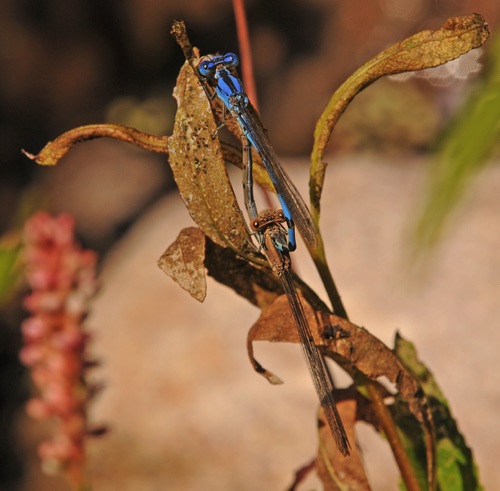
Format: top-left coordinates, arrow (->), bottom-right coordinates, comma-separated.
366,381 -> 422,491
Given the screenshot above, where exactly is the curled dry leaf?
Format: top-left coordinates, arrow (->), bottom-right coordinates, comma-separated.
310,13 -> 490,217
158,227 -> 207,303
287,396 -> 367,491
168,60 -> 249,252
23,124 -> 168,167
286,458 -> 316,491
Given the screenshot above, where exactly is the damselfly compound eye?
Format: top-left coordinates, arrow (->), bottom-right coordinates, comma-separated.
199,60 -> 214,77
224,53 -> 239,67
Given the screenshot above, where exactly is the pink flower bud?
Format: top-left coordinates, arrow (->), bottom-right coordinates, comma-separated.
31,364 -> 52,388
21,316 -> 50,341
39,437 -> 72,461
44,383 -> 76,415
52,327 -> 86,351
26,268 -> 55,290
19,344 -> 44,366
62,413 -> 86,440
47,351 -> 81,379
26,398 -> 53,419
24,291 -> 65,313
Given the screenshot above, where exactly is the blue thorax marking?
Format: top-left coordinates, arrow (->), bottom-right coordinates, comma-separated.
214,69 -> 248,112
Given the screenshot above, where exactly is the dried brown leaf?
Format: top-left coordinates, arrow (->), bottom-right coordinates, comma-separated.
158,227 -> 207,302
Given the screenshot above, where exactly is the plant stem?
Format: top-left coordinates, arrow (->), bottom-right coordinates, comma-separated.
367,380 -> 422,491
312,245 -> 347,318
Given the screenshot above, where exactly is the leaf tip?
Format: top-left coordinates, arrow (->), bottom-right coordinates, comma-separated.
21,148 -> 36,161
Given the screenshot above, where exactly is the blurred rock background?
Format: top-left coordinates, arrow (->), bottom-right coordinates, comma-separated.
1,1 -> 499,490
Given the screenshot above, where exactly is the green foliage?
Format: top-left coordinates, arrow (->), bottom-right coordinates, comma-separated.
395,334 -> 483,491
0,239 -> 21,308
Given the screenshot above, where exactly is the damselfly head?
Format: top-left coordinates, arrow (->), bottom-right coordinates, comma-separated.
250,209 -> 287,232
199,52 -> 239,78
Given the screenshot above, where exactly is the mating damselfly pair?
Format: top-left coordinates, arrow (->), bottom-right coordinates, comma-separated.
197,52 -> 350,456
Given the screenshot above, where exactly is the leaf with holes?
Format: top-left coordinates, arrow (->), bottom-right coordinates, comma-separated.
168,60 -> 249,253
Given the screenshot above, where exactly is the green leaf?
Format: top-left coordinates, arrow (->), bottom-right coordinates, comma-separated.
0,237 -> 21,308
395,333 -> 483,490
394,403 -> 430,491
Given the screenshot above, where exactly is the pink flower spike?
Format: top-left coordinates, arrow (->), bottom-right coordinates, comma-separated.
21,211 -> 100,489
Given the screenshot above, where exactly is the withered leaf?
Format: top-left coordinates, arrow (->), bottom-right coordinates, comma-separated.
158,227 -> 206,302
168,60 -> 249,252
248,292 -> 329,346
316,392 -> 370,490
311,13 -> 490,217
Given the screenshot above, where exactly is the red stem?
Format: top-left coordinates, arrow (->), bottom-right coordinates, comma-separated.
232,0 -> 259,111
